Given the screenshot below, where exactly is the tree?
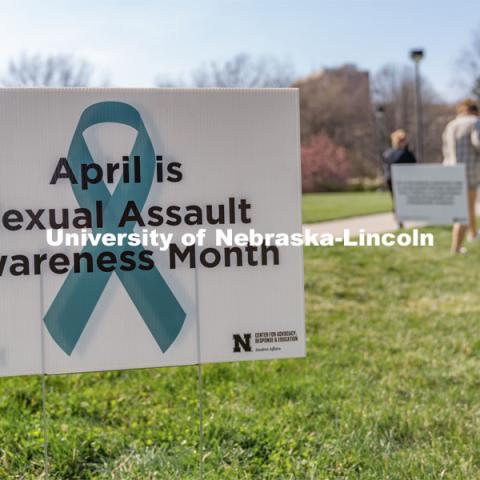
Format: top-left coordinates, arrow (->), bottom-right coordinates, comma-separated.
372,64 -> 453,165
456,25 -> 480,99
155,53 -> 294,88
2,53 -> 92,87
294,64 -> 376,178
192,53 -> 294,87
301,133 -> 350,192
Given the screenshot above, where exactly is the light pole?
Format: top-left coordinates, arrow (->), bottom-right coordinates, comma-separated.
374,104 -> 385,178
410,48 -> 424,162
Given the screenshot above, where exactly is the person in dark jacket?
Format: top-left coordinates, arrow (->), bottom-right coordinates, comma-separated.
382,129 -> 417,227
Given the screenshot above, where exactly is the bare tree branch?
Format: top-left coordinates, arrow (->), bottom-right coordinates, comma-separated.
155,53 -> 294,88
372,64 -> 452,164
191,53 -> 294,87
456,25 -> 480,98
2,53 -> 93,87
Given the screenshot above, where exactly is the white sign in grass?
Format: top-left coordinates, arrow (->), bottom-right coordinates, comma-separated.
0,89 -> 305,377
392,164 -> 468,225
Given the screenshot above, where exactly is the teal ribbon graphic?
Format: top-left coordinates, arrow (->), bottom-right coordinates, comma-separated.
44,101 -> 185,355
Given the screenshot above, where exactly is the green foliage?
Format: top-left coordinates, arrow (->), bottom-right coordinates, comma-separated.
302,191 -> 392,224
1,226 -> 480,478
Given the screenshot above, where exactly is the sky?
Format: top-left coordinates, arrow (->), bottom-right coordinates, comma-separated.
0,0 -> 478,100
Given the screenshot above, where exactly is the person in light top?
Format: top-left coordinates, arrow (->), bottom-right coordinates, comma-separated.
443,99 -> 480,253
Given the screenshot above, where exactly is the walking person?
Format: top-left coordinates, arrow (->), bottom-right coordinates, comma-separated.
382,129 -> 417,228
443,99 -> 480,253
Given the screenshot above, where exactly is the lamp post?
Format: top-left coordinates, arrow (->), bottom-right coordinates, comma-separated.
410,48 -> 424,162
374,104 -> 385,178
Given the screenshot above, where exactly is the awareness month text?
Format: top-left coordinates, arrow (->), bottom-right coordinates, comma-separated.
0,155 -> 281,276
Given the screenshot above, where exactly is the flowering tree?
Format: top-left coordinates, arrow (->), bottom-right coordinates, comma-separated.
301,133 -> 350,192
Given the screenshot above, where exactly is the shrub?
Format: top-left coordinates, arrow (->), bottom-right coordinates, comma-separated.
301,133 -> 350,192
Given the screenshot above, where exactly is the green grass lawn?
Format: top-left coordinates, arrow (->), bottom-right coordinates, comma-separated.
302,191 -> 392,224
1,228 -> 480,478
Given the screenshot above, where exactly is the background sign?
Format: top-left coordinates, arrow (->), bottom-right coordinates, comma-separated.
392,164 -> 469,225
0,88 -> 305,377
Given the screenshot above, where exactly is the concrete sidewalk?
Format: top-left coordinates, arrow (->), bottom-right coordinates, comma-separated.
303,212 -> 425,236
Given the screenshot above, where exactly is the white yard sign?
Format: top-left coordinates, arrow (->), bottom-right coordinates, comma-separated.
0,89 -> 305,377
392,164 -> 469,225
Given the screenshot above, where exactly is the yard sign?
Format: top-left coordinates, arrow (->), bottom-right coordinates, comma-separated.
392,164 -> 468,225
0,88 -> 305,377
